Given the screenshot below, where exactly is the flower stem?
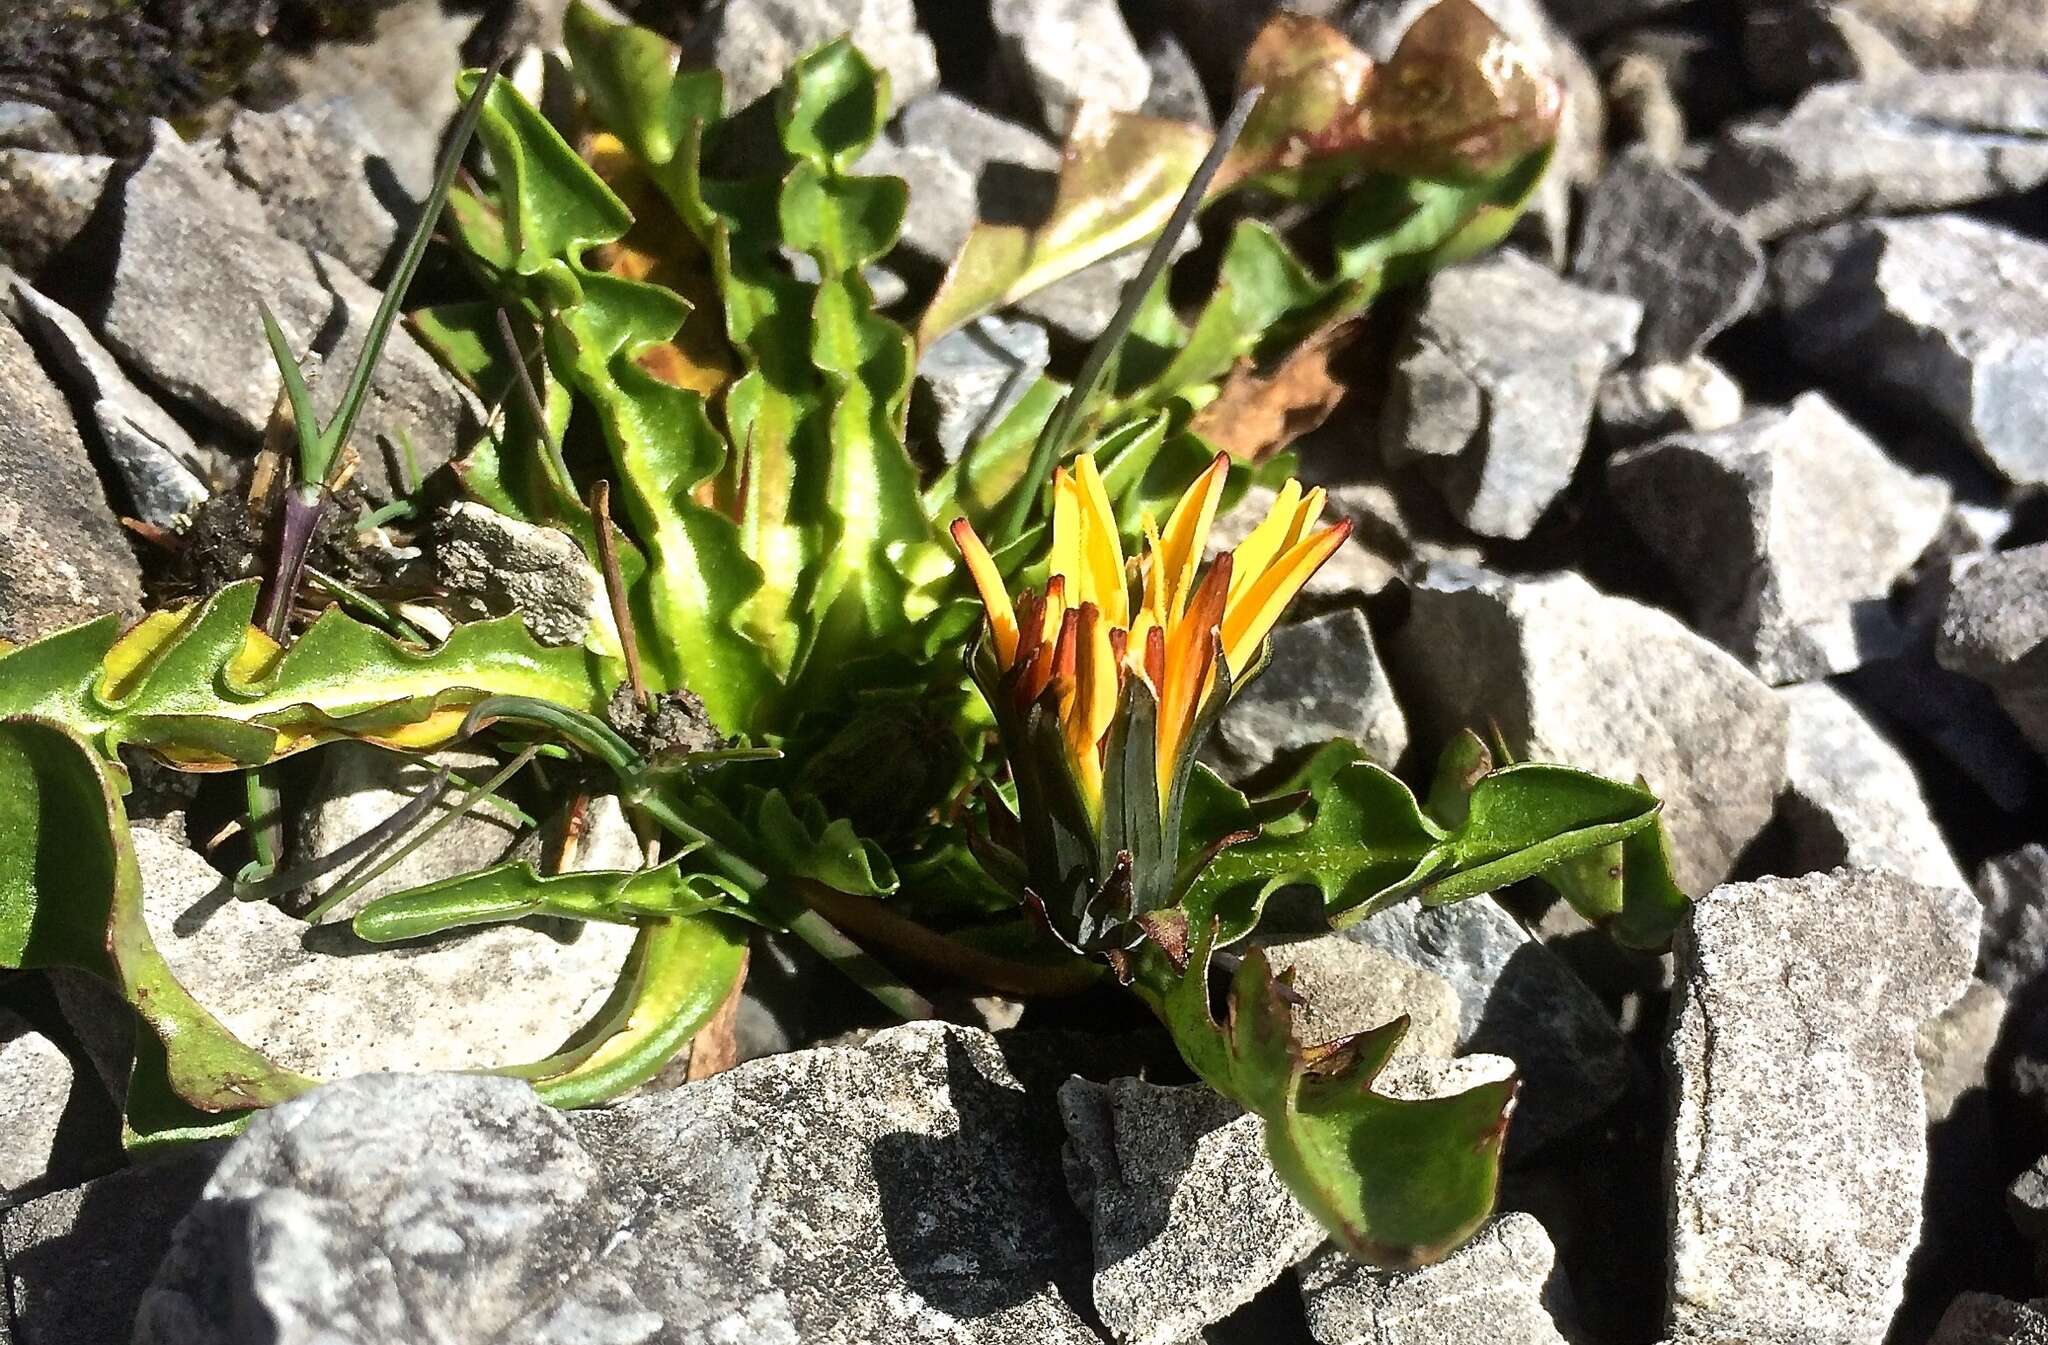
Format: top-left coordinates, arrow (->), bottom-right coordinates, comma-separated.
795,879 -> 1099,997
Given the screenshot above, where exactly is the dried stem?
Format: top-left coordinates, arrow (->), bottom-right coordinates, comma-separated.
591,479 -> 651,709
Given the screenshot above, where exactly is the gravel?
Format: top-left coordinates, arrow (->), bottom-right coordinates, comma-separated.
1775,213 -> 2048,489
1381,251 -> 1641,540
1609,393 -> 1950,683
0,305 -> 143,639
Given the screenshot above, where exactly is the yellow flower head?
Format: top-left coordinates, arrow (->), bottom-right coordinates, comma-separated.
951,452 -> 1350,822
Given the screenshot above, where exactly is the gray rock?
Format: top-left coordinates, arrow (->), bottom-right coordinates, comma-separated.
1610,394 -> 1951,683
1258,935 -> 1464,1060
100,123 -> 473,499
293,743 -> 523,906
1939,545 -> 2048,681
134,1025 -> 1098,1344
1382,251 -> 1641,540
435,502 -> 608,647
1704,72 -> 2048,240
1058,1057 -> 1516,1345
1389,564 -> 1790,896
10,276 -> 210,525
2011,1155 -> 2048,1246
690,0 -> 939,115
578,1020 -> 1098,1342
138,812 -> 636,1080
199,101 -> 410,281
1209,609 -> 1410,781
913,314 -> 1050,463
1979,845 -> 2048,998
2,1150 -> 221,1345
1140,32 -> 1213,128
1059,1078 -> 1317,1345
860,92 -> 1059,269
1779,682 -> 1971,895
263,0 -> 477,199
0,101 -> 73,153
1936,544 -> 2048,754
134,1074 -> 631,1345
1930,1293 -> 2048,1345
989,0 -> 1151,136
1297,1212 -> 1576,1345
1572,149 -> 1765,362
0,150 -> 111,280
1919,978 -> 2006,1124
1738,2 -> 1919,99
1596,355 -> 1745,447
0,308 -> 143,639
0,1014 -> 75,1204
1775,213 -> 2048,489
1666,868 -> 1979,1345
1789,0 -> 2048,74
1335,898 -> 1629,1158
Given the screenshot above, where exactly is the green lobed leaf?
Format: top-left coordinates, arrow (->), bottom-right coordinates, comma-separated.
458,64 -> 783,729
1139,923 -> 1513,1265
1181,754 -> 1441,934
457,68 -> 633,283
0,716 -> 316,1125
351,856 -> 750,942
0,581 -> 613,777
750,788 -> 900,897
1400,764 -> 1662,913
0,709 -> 756,1133
1599,807 -> 1689,951
563,0 -> 720,169
1181,746 -> 1662,931
1426,735 -> 1689,950
551,18 -> 946,718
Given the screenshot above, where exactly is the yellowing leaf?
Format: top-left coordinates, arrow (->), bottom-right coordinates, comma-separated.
917,0 -> 1563,346
917,107 -> 1210,346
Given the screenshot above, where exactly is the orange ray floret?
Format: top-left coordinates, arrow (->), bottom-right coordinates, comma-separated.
951,517 -> 1017,667
1155,555 -> 1232,805
1221,516 -> 1352,675
1152,453 -> 1230,626
949,447 -> 1349,825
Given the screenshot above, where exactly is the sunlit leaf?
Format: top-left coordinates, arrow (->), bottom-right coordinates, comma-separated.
1138,920 -> 1512,1266
916,1 -> 1561,346
351,856 -> 749,942
0,582 -> 613,778
0,716 -> 315,1132
1180,746 -> 1661,932
917,106 -> 1210,346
